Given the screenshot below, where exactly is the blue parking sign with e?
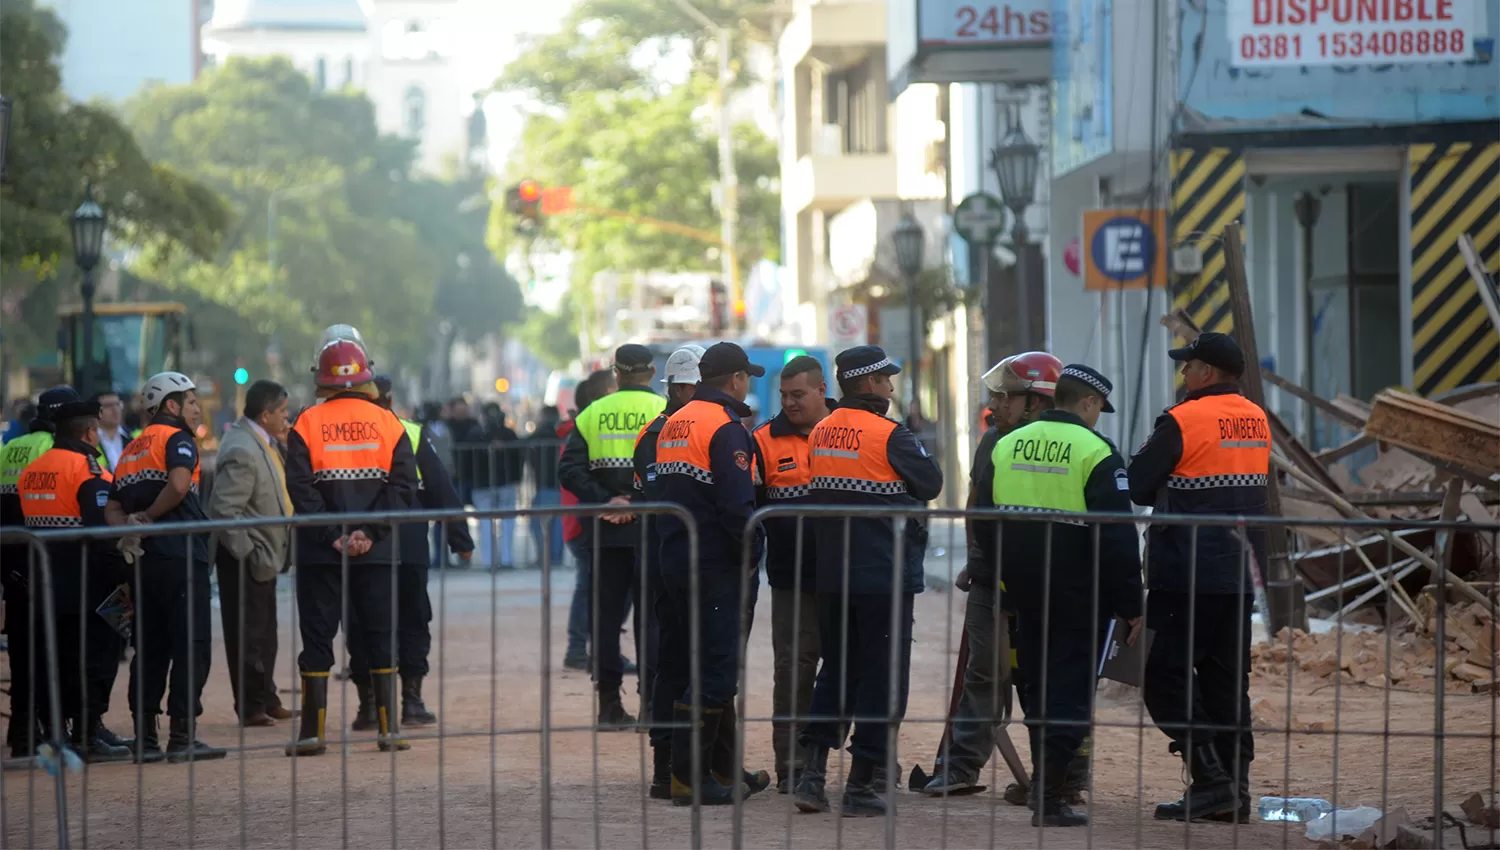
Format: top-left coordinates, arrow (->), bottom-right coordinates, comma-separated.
1090,216 -> 1155,283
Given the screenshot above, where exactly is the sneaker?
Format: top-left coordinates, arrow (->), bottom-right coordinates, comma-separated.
563,655 -> 590,672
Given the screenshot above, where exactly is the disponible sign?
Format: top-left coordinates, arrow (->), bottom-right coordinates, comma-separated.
919,0 -> 1050,46
1228,0 -> 1480,66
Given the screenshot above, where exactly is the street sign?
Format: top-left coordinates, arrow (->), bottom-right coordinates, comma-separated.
830,304 -> 869,349
954,193 -> 1007,245
1082,208 -> 1169,292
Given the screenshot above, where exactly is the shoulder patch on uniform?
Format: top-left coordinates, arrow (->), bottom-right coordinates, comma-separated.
176,444 -> 195,458
1114,468 -> 1130,490
918,441 -> 930,458
733,450 -> 749,471
96,490 -> 110,508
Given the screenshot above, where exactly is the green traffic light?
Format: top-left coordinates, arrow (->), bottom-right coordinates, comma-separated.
233,368 -> 249,385
783,348 -> 808,364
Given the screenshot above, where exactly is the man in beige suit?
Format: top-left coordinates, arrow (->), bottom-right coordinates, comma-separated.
210,380 -> 294,727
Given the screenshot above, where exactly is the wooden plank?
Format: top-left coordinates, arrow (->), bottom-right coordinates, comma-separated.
1269,410 -> 1343,495
1223,223 -> 1301,630
1281,488 -> 1452,507
1436,382 -> 1500,406
1365,390 -> 1500,476
1315,434 -> 1375,465
1458,233 -> 1500,335
1262,369 -> 1369,429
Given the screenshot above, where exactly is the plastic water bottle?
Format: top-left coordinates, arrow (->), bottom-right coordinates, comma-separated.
1258,796 -> 1334,822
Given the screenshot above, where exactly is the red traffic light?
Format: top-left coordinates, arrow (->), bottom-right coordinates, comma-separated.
518,180 -> 542,203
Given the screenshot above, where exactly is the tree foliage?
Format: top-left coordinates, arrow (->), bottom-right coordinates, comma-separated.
0,0 -> 229,366
124,57 -> 522,371
490,0 -> 781,335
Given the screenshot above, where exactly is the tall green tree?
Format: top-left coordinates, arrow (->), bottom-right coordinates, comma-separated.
490,0 -> 781,339
0,0 -> 228,365
125,57 -> 522,374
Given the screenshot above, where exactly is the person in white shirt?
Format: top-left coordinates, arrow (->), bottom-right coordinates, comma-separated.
94,391 -> 126,469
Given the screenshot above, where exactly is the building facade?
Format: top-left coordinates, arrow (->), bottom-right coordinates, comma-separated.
202,0 -> 470,174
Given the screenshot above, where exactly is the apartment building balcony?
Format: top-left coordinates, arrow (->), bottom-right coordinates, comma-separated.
779,0 -> 885,71
784,133 -> 899,215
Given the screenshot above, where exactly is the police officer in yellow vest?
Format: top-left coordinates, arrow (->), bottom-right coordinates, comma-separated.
344,376 -> 475,732
979,364 -> 1142,828
558,343 -> 667,726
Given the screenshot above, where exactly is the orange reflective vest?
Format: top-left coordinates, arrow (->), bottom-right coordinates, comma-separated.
656,399 -> 735,486
20,449 -> 111,529
807,406 -> 903,497
115,422 -> 201,493
1164,394 -> 1271,493
753,427 -> 812,502
293,398 -> 407,484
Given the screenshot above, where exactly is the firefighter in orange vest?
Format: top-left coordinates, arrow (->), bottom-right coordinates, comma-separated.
751,354 -> 833,793
794,345 -> 943,818
110,371 -> 225,763
283,339 -> 419,757
1129,332 -> 1270,823
16,390 -> 134,762
654,342 -> 770,806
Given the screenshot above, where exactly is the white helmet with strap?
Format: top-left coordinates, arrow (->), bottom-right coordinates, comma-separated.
140,371 -> 196,413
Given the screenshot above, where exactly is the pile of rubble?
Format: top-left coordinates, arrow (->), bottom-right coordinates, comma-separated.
1250,604 -> 1499,695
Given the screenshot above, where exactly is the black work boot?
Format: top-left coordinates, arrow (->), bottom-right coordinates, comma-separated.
285,674 -> 329,757
1205,742 -> 1252,823
1057,735 -> 1092,805
166,717 -> 227,763
669,702 -> 738,807
372,671 -> 410,752
711,702 -> 770,796
130,714 -> 167,764
793,744 -> 831,813
1031,760 -> 1089,828
1153,743 -> 1239,821
73,717 -> 131,763
597,688 -> 636,730
351,673 -> 377,732
841,756 -> 887,818
92,716 -> 131,750
401,675 -> 437,727
649,744 -> 673,801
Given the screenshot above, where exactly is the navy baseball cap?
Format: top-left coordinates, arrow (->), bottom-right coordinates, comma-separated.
38,386 -> 98,421
1168,332 -> 1246,377
614,343 -> 654,372
698,342 -> 765,380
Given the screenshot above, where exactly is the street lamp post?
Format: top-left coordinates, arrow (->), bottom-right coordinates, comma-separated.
71,185 -> 107,398
892,212 -> 926,420
0,95 -> 13,182
989,113 -> 1041,351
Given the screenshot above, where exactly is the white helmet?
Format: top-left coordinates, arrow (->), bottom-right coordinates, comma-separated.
311,324 -> 371,372
140,371 -> 196,413
664,344 -> 706,384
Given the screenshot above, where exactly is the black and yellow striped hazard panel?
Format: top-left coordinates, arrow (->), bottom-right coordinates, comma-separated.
1170,147 -> 1245,341
1410,141 -> 1499,395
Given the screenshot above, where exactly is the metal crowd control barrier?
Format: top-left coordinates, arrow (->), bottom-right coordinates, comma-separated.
0,505 -> 1496,849
450,439 -> 566,569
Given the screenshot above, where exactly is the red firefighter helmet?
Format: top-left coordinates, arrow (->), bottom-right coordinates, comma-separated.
315,339 -> 374,389
981,351 -> 1062,396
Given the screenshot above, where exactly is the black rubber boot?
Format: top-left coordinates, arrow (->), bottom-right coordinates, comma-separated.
1031,760 -> 1089,827
73,717 -> 131,763
373,671 -> 410,752
840,756 -> 887,818
166,717 -> 227,763
1205,741 -> 1252,823
711,702 -> 770,796
285,674 -> 329,757
401,675 -> 437,727
793,745 -> 830,813
351,673 -> 377,732
649,745 -> 673,801
597,689 -> 636,730
1153,743 -> 1239,821
130,714 -> 167,764
669,702 -> 737,807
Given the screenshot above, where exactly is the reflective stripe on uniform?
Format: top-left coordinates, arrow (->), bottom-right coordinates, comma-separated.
806,407 -> 901,495
810,475 -> 906,495
656,400 -> 734,485
588,456 -> 635,470
115,423 -> 201,493
294,397 -> 405,483
19,448 -> 109,529
576,389 -> 666,472
1165,393 -> 1272,492
991,418 -> 1113,513
764,483 -> 811,500
1167,473 -> 1268,490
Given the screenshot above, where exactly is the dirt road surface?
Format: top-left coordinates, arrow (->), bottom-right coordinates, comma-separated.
4,567 -> 1496,848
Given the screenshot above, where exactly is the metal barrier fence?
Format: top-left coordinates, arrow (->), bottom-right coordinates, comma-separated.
1,506 -> 1497,849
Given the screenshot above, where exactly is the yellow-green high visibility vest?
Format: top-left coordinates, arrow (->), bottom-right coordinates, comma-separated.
991,418 -> 1113,514
399,417 -> 424,484
575,387 -> 665,472
1,432 -> 56,497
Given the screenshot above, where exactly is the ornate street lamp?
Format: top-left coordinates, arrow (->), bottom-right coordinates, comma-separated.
892,212 -> 926,421
71,184 -> 107,396
989,116 -> 1042,350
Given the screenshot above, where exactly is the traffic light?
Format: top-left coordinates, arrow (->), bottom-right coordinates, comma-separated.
505,179 -> 543,235
494,377 -> 511,393
233,367 -> 249,385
